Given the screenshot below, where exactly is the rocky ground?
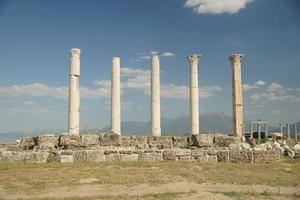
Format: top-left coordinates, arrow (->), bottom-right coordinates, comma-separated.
0,159 -> 299,200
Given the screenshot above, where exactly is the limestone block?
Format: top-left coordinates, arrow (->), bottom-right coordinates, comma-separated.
81,134 -> 100,147
174,149 -> 191,160
121,136 -> 148,149
191,149 -> 206,160
47,151 -> 60,162
29,151 -> 49,163
172,136 -> 189,148
106,154 -> 122,161
73,150 -> 87,162
189,134 -> 214,148
20,137 -> 36,150
148,136 -> 173,149
162,149 -> 176,160
120,154 -> 139,161
229,150 -> 253,163
59,134 -> 83,150
216,150 -> 229,162
86,150 -> 106,162
253,150 -> 281,163
196,156 -> 218,163
36,135 -> 58,150
138,152 -> 163,161
100,133 -> 121,146
60,155 -> 74,163
214,134 -> 240,147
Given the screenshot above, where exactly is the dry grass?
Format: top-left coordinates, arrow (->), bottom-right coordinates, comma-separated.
0,159 -> 299,199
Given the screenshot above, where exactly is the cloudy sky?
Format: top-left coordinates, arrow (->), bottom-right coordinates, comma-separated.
0,0 -> 299,132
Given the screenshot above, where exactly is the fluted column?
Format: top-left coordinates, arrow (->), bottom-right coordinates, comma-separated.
187,54 -> 200,135
229,54 -> 244,138
68,48 -> 81,134
151,55 -> 161,136
111,57 -> 121,135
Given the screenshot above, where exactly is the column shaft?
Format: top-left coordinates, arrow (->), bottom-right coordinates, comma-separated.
111,57 -> 121,135
229,54 -> 244,138
151,55 -> 161,136
187,54 -> 200,135
68,48 -> 81,134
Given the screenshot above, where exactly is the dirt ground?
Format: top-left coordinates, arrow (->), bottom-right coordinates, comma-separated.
0,159 -> 299,200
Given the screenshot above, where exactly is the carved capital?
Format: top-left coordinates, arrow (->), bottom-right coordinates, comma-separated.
229,54 -> 244,63
187,54 -> 200,65
70,48 -> 81,58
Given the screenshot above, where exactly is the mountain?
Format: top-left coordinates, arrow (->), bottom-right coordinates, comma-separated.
101,111 -> 234,135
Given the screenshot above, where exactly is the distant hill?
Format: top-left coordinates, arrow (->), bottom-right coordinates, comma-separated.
1,113 -> 298,143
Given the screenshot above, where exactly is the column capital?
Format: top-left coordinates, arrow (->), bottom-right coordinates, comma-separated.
70,48 -> 81,58
187,54 -> 200,65
229,53 -> 244,63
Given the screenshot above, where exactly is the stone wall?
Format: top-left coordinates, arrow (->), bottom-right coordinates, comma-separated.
0,133 -> 282,164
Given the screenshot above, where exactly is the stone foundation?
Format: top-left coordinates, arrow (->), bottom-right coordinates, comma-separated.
0,134 -> 282,164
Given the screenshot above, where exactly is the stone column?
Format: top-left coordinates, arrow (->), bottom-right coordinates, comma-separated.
151,55 -> 161,136
111,57 -> 121,135
295,123 -> 298,141
187,54 -> 200,135
287,123 -> 290,139
68,48 -> 81,134
280,123 -> 283,134
229,54 -> 244,138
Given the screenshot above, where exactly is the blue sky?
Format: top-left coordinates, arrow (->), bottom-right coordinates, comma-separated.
0,0 -> 299,132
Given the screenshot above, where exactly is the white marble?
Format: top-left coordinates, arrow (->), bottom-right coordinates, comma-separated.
111,57 -> 121,135
151,55 -> 161,136
68,48 -> 81,134
187,54 -> 200,135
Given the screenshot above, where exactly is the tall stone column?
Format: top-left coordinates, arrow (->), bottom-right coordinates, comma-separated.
111,57 -> 121,135
151,55 -> 161,136
187,54 -> 200,135
68,48 -> 81,134
229,54 -> 244,138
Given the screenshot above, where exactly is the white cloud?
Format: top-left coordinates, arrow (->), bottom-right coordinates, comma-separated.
255,80 -> 266,86
267,82 -> 283,92
185,0 -> 254,15
243,84 -> 258,91
0,68 -> 222,101
250,92 -> 294,102
161,52 -> 175,57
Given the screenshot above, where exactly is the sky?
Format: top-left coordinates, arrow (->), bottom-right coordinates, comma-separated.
0,0 -> 300,132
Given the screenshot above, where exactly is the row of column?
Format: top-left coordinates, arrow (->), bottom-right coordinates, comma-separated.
68,48 -> 244,138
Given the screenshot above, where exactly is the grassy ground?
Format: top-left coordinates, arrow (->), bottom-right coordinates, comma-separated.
0,159 -> 299,200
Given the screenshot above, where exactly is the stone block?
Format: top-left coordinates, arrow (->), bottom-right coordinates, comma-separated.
229,150 -> 253,163
29,151 -> 49,163
86,150 -> 106,162
198,155 -> 218,163
162,149 -> 176,160
148,136 -> 173,149
216,150 -> 229,162
120,154 -> 139,161
60,154 -> 74,163
189,134 -> 214,148
81,134 -> 100,148
73,150 -> 87,162
172,136 -> 189,148
191,149 -> 206,161
214,134 -> 240,147
47,151 -> 60,162
100,133 -> 121,146
106,154 -> 122,161
121,136 -> 148,149
138,152 -> 163,161
59,134 -> 83,150
36,135 -> 58,150
174,149 -> 191,160
253,150 -> 281,163
20,137 -> 36,150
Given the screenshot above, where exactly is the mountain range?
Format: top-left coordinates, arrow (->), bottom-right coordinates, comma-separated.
1,111 -> 298,143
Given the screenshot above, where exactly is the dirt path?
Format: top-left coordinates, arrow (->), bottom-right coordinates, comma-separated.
1,181 -> 299,200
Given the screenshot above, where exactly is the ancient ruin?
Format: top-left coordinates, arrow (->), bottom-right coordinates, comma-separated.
1,48 -> 299,164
